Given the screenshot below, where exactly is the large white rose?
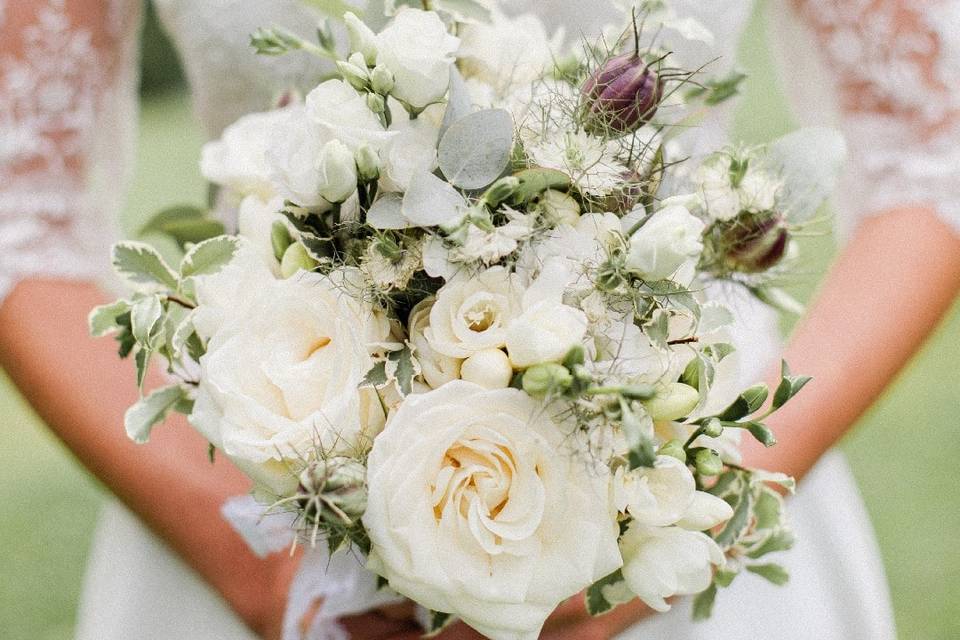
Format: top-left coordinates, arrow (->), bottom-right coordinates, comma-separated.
624,205 -> 706,281
201,106 -> 296,199
375,8 -> 460,108
305,79 -> 394,151
505,260 -> 587,368
425,266 -> 524,359
364,382 -> 622,640
619,522 -> 725,612
190,268 -> 389,495
263,105 -> 329,207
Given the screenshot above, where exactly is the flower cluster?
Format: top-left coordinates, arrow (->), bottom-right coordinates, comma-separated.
92,2 -> 843,638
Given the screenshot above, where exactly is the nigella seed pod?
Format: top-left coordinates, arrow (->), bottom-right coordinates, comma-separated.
720,211 -> 790,274
582,53 -> 664,136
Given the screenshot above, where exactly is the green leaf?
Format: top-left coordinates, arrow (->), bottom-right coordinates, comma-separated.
702,342 -> 735,363
171,310 -> 197,359
714,479 -> 752,548
362,361 -> 388,387
714,569 -> 738,588
772,362 -> 813,410
729,157 -> 749,189
130,295 -> 163,347
115,312 -> 136,358
621,398 -> 656,470
691,582 -> 717,620
716,384 -> 768,421
387,347 -> 415,396
180,236 -> 240,279
135,348 -> 152,389
753,487 -> 783,530
207,443 -> 216,464
586,569 -> 632,616
746,563 -> 790,586
510,167 -> 572,204
112,241 -> 180,292
746,529 -> 795,559
423,610 -> 458,638
300,0 -> 352,18
124,384 -> 187,444
140,205 -> 225,248
438,109 -> 514,190
643,310 -> 669,351
89,300 -> 132,337
434,0 -> 492,22
703,71 -> 747,106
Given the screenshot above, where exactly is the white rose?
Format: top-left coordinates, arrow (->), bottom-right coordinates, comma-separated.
613,455 -> 695,527
263,106 -> 329,206
190,270 -> 388,495
460,348 -> 513,389
425,267 -> 523,359
201,107 -> 295,199
237,195 -> 285,276
191,243 -> 276,340
305,79 -> 394,151
364,382 -> 622,640
619,522 -> 725,612
505,260 -> 587,368
409,298 -> 462,389
375,8 -> 460,108
317,139 -> 358,203
625,205 -> 705,281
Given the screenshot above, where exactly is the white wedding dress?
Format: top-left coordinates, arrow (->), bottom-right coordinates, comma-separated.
4,0 -> 960,638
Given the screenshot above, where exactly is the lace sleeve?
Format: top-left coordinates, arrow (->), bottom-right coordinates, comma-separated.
0,0 -> 141,303
783,1 -> 960,238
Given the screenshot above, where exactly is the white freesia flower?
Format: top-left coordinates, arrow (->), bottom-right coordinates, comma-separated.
676,491 -> 735,531
625,205 -> 705,281
458,10 -> 561,95
201,107 -> 295,199
614,455 -> 696,526
376,8 -> 460,108
364,382 -> 622,640
380,102 -> 442,192
425,267 -> 524,358
190,265 -> 389,495
619,522 -> 725,612
589,320 -> 689,386
305,79 -> 394,151
317,139 -> 358,203
409,298 -> 462,389
505,260 -> 587,368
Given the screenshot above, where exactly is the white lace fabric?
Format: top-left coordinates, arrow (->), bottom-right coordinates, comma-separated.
0,0 -> 141,302
791,0 -> 960,237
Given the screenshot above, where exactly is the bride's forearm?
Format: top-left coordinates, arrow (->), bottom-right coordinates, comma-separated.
0,279 -> 294,639
741,206 -> 960,481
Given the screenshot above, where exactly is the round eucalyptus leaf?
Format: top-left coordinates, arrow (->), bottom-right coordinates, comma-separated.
438,108 -> 513,190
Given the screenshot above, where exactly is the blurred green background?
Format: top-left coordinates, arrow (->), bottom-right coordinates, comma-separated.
1,3 -> 958,638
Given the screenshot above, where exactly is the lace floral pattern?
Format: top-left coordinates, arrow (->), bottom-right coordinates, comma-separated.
0,0 -> 141,301
793,0 -> 960,235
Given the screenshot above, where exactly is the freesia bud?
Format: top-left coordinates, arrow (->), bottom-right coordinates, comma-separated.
538,189 -> 581,225
370,65 -> 395,96
344,12 -> 379,66
337,60 -> 369,91
658,439 -> 687,463
693,448 -> 723,477
366,92 -> 386,115
481,177 -> 520,208
643,383 -> 700,421
270,220 -> 293,262
582,52 -> 663,136
461,349 -> 514,389
355,142 -> 380,182
280,242 -> 318,278
522,363 -> 573,398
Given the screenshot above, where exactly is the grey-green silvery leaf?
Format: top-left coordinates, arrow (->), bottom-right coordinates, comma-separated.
180,235 -> 240,279
125,384 -> 188,444
438,109 -> 513,190
402,172 -> 469,228
112,241 -> 180,292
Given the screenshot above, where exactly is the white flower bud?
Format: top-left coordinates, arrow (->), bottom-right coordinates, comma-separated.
317,139 -> 358,204
460,349 -> 514,389
344,12 -> 379,66
539,189 -> 580,225
370,65 -> 395,96
355,142 -> 380,182
626,205 -> 705,281
642,382 -> 700,422
337,60 -> 370,92
348,51 -> 368,70
280,242 -> 318,278
366,92 -> 386,115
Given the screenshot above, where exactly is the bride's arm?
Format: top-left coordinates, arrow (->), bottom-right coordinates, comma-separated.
0,280 -> 298,639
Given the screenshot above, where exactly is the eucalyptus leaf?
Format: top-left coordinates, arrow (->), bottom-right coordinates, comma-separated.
402,172 -> 469,228
112,241 -> 180,292
180,236 -> 240,279
440,66 -> 473,138
438,109 -> 513,190
125,384 -> 188,444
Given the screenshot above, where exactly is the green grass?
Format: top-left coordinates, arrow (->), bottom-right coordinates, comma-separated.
1,9 -> 958,639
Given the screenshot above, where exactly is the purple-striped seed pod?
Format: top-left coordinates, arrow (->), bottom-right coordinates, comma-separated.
720,211 -> 790,273
582,53 -> 664,136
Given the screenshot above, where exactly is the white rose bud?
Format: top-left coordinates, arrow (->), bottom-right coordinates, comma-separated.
625,205 -> 706,281
318,139 -> 358,204
409,298 -> 462,389
375,8 -> 460,108
355,142 -> 380,182
460,348 -> 513,389
344,12 -> 379,66
505,300 -> 587,369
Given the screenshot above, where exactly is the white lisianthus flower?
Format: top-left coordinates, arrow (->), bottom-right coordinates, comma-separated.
619,522 -> 725,612
624,205 -> 706,281
364,382 -> 622,640
190,266 -> 389,495
317,139 -> 358,203
425,267 -> 524,359
613,456 -> 695,527
409,298 -> 462,389
458,10 -> 561,95
201,106 -> 296,199
305,79 -> 394,151
237,195 -> 285,276
505,260 -> 587,368
375,8 -> 460,108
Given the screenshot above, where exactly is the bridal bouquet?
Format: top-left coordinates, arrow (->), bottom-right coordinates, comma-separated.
92,1 -> 843,637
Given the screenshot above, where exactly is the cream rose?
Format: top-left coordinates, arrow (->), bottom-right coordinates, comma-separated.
190,268 -> 389,495
408,298 -> 462,389
364,382 -> 622,640
375,8 -> 460,108
425,267 -> 523,359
